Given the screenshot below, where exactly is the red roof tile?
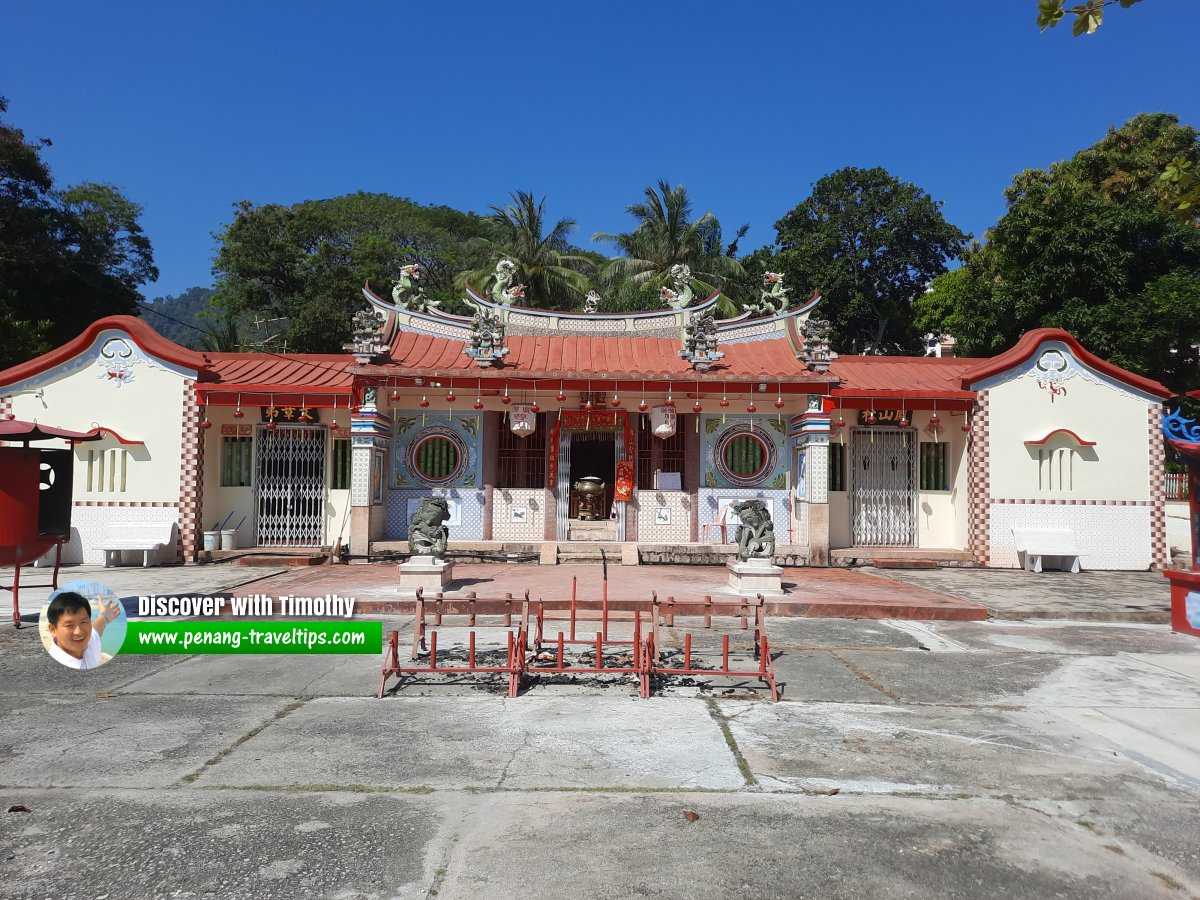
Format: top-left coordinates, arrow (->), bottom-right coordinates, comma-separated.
203,353 -> 355,392
828,356 -> 982,398
373,333 -> 835,384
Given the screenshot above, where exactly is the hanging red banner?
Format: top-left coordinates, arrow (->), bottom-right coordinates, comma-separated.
614,459 -> 634,503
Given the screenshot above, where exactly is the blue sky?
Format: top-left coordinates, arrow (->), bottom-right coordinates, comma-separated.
4,1 -> 1197,300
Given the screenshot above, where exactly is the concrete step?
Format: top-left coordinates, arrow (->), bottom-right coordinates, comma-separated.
237,553 -> 327,567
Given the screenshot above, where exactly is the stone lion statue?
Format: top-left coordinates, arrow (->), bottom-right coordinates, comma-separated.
732,499 -> 775,562
409,497 -> 451,558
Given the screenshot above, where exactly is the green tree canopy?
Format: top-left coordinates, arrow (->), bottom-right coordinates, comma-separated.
915,113 -> 1200,393
211,193 -> 492,352
0,97 -> 157,369
593,180 -> 745,315
456,191 -> 595,310
771,166 -> 968,354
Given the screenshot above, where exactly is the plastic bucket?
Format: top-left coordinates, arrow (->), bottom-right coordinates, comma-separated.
203,531 -> 220,552
219,529 -> 239,551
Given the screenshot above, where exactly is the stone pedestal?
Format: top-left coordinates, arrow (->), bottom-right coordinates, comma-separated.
727,557 -> 783,595
399,556 -> 454,595
568,519 -> 616,542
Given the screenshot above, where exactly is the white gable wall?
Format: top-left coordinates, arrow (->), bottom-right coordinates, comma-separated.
973,341 -> 1159,570
6,331 -> 192,563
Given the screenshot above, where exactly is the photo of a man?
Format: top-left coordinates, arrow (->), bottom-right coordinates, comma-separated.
43,591 -> 122,670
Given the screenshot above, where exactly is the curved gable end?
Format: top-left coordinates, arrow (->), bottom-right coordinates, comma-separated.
960,329 -> 1172,401
0,315 -> 208,392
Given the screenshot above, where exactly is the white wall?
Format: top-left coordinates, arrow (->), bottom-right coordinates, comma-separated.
200,407 -> 352,548
983,363 -> 1152,502
1167,500 -> 1192,560
9,331 -> 191,504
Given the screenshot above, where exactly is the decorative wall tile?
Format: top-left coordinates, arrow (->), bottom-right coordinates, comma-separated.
386,488 -> 485,539
701,415 -> 788,490
62,504 -> 182,566
178,379 -> 203,562
989,502 -> 1151,570
392,412 -> 481,490
697,488 -> 791,544
634,490 -> 693,544
491,488 -> 545,541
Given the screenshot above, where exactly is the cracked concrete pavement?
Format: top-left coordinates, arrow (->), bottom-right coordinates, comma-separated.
2,606 -> 1200,898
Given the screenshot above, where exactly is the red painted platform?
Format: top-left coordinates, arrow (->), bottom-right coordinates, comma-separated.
231,562 -> 989,622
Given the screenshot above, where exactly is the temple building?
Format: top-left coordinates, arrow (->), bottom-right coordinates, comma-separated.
0,266 -> 1176,571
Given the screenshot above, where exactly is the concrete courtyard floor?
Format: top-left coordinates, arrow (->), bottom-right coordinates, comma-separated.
1,560 -> 1199,898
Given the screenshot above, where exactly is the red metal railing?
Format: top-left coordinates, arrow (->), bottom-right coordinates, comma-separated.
378,586 -> 778,701
1166,472 -> 1189,501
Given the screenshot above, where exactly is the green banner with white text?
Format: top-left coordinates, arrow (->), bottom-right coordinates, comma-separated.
121,621 -> 382,655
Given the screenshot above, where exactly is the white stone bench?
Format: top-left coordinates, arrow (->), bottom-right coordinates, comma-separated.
96,522 -> 178,568
1011,527 -> 1085,574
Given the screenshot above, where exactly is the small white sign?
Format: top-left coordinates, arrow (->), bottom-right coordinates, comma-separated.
654,508 -> 671,525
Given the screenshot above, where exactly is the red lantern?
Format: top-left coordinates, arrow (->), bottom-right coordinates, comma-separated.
446,391 -> 456,403
266,420 -> 277,431
929,414 -> 940,426
719,398 -> 730,408
473,400 -> 484,410
501,395 -> 512,405
531,403 -> 540,413
961,422 -> 971,432
611,396 -> 621,408
898,416 -> 909,428
419,397 -> 430,408
692,402 -> 703,413
233,409 -> 244,419
774,398 -> 785,409
637,401 -> 648,412
200,419 -> 212,430
584,400 -> 593,411
389,390 -> 401,403
747,403 -> 757,413
665,398 -> 675,408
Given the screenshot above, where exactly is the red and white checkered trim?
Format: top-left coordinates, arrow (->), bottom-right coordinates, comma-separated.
0,396 -> 11,420
992,498 -> 1153,506
177,379 -> 205,562
74,501 -> 178,507
967,390 -> 990,565
1148,404 -> 1168,570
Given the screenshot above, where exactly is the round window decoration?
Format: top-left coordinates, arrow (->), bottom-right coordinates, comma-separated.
409,428 -> 468,486
713,425 -> 777,487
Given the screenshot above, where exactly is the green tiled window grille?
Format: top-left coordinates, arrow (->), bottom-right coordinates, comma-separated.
221,437 -> 253,487
331,439 -> 351,490
828,442 -> 846,492
920,442 -> 948,491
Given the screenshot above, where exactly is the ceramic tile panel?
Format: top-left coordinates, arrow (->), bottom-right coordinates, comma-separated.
989,502 -> 1151,570
697,488 -> 790,544
62,503 -> 181,566
635,490 -> 692,544
492,488 -> 545,541
386,488 -> 485,539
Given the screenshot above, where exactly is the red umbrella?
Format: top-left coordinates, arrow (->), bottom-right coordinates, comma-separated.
0,419 -> 105,443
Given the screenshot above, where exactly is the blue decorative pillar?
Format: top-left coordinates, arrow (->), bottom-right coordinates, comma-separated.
790,396 -> 831,566
349,386 -> 392,560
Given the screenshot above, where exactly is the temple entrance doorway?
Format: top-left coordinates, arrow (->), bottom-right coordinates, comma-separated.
554,427 -> 628,541
568,434 -> 616,522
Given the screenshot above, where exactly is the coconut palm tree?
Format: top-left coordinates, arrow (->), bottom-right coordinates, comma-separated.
456,191 -> 594,310
593,180 -> 745,316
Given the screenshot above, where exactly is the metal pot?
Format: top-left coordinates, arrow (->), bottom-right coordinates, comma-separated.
573,476 -> 605,495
